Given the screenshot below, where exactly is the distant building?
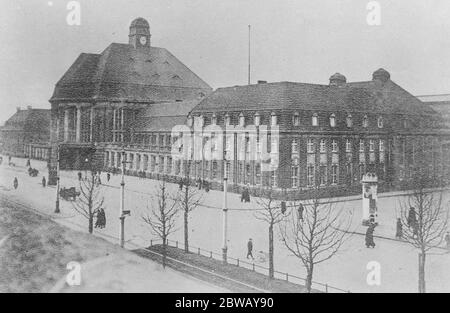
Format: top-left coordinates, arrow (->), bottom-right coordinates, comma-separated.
0,106 -> 50,160
417,94 -> 450,128
48,17 -> 212,184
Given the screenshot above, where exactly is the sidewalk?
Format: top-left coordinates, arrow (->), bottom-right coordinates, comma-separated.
135,245 -> 316,293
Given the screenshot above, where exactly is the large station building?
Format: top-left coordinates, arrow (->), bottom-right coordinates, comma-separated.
49,17 -> 450,198
48,18 -> 211,184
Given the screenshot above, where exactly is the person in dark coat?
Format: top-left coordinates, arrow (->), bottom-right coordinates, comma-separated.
77,172 -> 82,181
298,203 -> 304,222
13,177 -> 18,190
365,224 -> 376,248
26,159 -> 31,167
100,208 -> 106,228
247,238 -> 254,260
42,176 -> 46,188
408,207 -> 417,228
107,172 -> 111,182
395,218 -> 403,239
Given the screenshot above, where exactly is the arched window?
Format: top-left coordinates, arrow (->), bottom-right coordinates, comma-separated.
362,115 -> 368,128
239,112 -> 245,127
211,113 -> 217,125
330,113 -> 336,127
292,112 -> 300,126
254,112 -> 261,126
312,113 -> 319,127
377,116 -> 383,128
271,112 -> 278,126
346,114 -> 353,128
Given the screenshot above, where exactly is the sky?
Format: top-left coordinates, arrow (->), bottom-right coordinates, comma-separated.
1,0 -> 450,124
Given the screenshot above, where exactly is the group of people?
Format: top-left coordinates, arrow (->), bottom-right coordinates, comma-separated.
94,208 -> 106,229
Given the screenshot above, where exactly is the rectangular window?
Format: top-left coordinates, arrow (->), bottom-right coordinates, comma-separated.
359,139 -> 365,152
159,156 -> 164,173
271,171 -> 277,187
143,155 -> 148,171
369,140 -> 374,152
292,166 -> 299,188
331,165 -> 338,184
212,161 -> 218,180
307,139 -> 315,153
332,140 -> 338,153
292,139 -> 299,155
346,139 -> 352,153
320,139 -> 326,153
167,157 -> 172,174
319,165 -> 327,185
379,140 -> 384,152
255,163 -> 261,185
307,165 -> 315,186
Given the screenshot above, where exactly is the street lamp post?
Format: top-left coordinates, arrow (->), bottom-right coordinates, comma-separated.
54,144 -> 60,213
222,160 -> 228,263
119,147 -> 131,248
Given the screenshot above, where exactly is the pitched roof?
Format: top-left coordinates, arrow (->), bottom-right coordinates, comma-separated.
133,100 -> 200,132
1,109 -> 50,132
51,43 -> 211,102
192,80 -> 436,116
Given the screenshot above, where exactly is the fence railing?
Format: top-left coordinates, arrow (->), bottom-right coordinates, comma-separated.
149,238 -> 350,293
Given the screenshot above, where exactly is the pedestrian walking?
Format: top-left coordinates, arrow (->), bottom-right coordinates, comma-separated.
13,177 -> 18,190
26,159 -> 31,167
107,172 -> 111,182
42,176 -> 46,188
99,208 -> 106,228
77,172 -> 82,181
365,224 -> 376,248
395,218 -> 403,239
298,203 -> 304,222
247,238 -> 254,260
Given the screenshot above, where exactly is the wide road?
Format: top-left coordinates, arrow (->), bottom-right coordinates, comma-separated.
1,156 -> 449,292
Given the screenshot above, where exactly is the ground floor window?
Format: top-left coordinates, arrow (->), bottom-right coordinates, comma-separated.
331,164 -> 338,185
212,161 -> 218,180
292,166 -> 299,188
271,171 -> 277,188
246,163 -> 251,184
359,163 -> 365,179
111,152 -> 115,168
319,165 -> 327,186
255,163 -> 261,185
307,165 -> 315,187
143,155 -> 148,171
159,156 -> 164,173
167,157 -> 172,174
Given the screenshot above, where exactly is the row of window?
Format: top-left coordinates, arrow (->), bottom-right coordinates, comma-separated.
188,112 -> 387,128
292,139 -> 386,154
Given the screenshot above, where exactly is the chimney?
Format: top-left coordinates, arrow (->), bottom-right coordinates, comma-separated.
16,107 -> 20,112
329,73 -> 347,87
257,80 -> 267,84
372,68 -> 390,85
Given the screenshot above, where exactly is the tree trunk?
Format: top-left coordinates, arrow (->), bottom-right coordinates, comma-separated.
418,252 -> 426,293
88,215 -> 93,234
268,224 -> 274,279
305,264 -> 314,293
162,235 -> 167,269
184,208 -> 189,253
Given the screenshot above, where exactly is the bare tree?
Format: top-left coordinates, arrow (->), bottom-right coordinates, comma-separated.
71,170 -> 104,234
398,163 -> 449,293
279,189 -> 352,293
142,180 -> 179,268
179,161 -> 203,253
254,187 -> 288,279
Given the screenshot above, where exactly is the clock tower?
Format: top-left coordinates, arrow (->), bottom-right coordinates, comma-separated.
129,17 -> 151,48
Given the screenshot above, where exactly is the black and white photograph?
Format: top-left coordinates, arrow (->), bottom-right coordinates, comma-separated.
1,0 -> 450,300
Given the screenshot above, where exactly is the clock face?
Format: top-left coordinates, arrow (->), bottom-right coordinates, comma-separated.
139,36 -> 147,45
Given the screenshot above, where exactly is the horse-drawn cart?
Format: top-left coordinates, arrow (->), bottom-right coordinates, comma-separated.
60,187 -> 80,201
